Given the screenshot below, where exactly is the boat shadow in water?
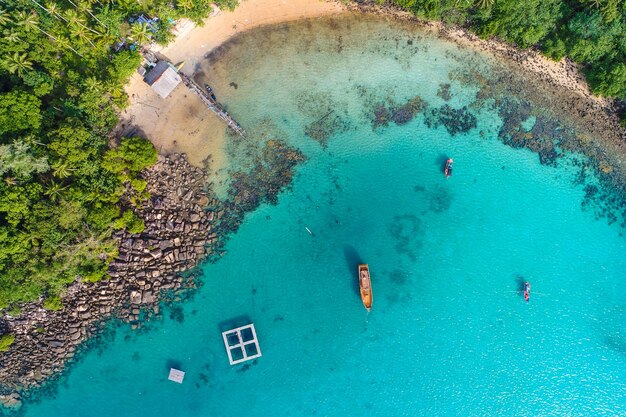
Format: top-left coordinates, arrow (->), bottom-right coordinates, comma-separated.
515,275 -> 526,298
436,153 -> 449,171
343,245 -> 363,298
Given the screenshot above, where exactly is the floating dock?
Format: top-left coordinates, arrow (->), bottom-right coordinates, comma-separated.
168,368 -> 185,383
179,73 -> 246,136
222,323 -> 262,365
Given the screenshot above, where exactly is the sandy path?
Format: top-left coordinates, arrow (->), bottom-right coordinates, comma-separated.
120,0 -> 344,169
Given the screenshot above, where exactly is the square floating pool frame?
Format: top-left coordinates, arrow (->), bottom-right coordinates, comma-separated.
221,323 -> 262,365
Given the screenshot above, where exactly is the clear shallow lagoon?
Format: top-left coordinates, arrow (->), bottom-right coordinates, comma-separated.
20,15 -> 626,417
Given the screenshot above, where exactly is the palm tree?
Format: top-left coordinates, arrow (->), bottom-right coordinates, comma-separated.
65,9 -> 100,35
71,24 -> 96,48
84,76 -> 103,92
475,0 -> 495,9
129,22 -> 152,46
54,35 -> 85,57
29,0 -> 74,25
14,11 -> 39,32
5,52 -> 33,77
94,30 -> 115,49
46,2 -> 69,22
178,0 -> 194,12
75,0 -> 108,29
0,8 -> 11,27
583,0 -> 602,8
52,162 -> 73,179
45,181 -> 69,202
116,0 -> 139,15
4,28 -> 21,43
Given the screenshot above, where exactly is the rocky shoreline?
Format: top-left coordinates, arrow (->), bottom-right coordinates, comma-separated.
0,154 -> 222,410
346,1 -> 624,135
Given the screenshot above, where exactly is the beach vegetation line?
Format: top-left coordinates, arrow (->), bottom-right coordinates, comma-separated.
385,0 -> 626,100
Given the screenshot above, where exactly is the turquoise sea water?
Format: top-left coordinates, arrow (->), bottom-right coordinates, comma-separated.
19,15 -> 626,417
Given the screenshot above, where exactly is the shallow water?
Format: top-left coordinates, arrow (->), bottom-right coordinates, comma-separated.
19,15 -> 626,417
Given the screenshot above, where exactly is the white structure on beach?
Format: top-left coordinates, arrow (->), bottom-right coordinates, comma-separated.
168,368 -> 185,383
143,61 -> 181,99
222,323 -> 262,365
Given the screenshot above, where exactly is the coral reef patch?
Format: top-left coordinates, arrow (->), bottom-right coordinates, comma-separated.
218,140 -> 306,235
424,104 -> 477,136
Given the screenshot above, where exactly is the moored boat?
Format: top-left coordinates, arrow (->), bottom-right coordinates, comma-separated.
523,281 -> 531,302
444,158 -> 453,178
205,84 -> 217,101
358,264 -> 373,311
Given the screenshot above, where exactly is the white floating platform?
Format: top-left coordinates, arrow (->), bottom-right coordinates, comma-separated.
168,368 -> 185,383
222,323 -> 262,365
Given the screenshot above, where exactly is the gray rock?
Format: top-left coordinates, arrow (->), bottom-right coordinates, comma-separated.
141,291 -> 154,304
0,394 -> 22,410
130,291 -> 142,304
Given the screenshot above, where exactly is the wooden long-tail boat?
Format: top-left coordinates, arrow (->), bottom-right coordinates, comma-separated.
523,281 -> 531,302
358,264 -> 373,311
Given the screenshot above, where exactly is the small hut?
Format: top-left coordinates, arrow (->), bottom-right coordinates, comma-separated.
143,61 -> 181,99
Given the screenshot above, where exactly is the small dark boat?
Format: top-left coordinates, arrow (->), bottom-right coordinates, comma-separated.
523,281 -> 531,302
444,158 -> 453,178
205,84 -> 217,100
358,264 -> 373,311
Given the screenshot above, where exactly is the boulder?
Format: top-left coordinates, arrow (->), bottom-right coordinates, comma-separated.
141,291 -> 154,304
0,394 -> 22,410
129,291 -> 142,304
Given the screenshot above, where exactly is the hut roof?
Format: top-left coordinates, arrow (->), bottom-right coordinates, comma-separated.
144,61 -> 181,99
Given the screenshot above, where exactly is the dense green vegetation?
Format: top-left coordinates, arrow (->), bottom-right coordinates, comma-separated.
383,0 -> 626,99
0,0 -> 237,310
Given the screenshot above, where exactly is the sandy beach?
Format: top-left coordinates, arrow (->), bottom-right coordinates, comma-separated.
120,0 -> 345,169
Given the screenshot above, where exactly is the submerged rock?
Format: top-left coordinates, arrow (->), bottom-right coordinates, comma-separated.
372,95 -> 427,129
0,393 -> 21,410
391,96 -> 426,125
218,140 -> 306,236
424,104 -> 477,136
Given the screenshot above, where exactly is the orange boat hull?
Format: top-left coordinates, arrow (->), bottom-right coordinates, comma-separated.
358,264 -> 373,311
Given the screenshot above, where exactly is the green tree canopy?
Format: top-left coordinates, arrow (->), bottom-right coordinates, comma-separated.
0,90 -> 42,135
102,136 -> 158,176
